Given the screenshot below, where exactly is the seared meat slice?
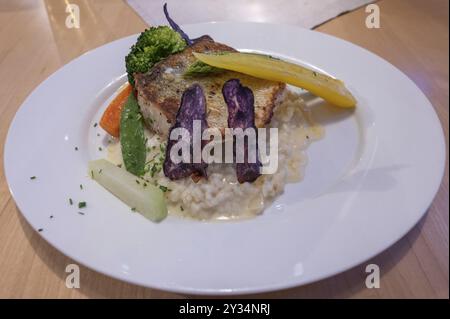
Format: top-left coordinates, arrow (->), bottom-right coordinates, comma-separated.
134,36 -> 286,138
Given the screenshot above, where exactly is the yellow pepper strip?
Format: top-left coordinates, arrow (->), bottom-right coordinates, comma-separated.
193,52 -> 357,108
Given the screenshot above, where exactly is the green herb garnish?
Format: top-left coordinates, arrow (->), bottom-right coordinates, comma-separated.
159,185 -> 169,192
78,201 -> 87,209
184,60 -> 223,77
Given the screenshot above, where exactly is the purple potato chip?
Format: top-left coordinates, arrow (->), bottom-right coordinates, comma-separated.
163,3 -> 193,46
163,3 -> 211,45
222,79 -> 261,183
163,84 -> 208,180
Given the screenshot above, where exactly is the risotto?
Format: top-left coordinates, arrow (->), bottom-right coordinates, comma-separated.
107,90 -> 323,220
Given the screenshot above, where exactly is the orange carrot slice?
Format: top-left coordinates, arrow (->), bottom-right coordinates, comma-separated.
100,83 -> 132,137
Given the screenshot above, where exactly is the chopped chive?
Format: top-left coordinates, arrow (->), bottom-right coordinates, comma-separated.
98,169 -> 102,174
38,228 -> 43,232
159,185 -> 168,192
98,147 -> 102,151
131,207 -> 136,212
135,180 -> 140,185
30,176 -> 36,180
117,164 -> 122,168
78,212 -> 85,215
93,122 -> 98,127
78,201 -> 87,209
79,184 -> 83,190
69,198 -> 73,205
180,206 -> 184,211
90,170 -> 94,178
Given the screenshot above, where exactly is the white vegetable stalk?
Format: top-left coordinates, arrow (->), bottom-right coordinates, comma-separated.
88,159 -> 167,222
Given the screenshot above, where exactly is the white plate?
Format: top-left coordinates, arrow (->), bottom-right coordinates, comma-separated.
4,22 -> 446,295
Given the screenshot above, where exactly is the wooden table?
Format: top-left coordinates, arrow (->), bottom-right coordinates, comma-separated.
0,0 -> 448,298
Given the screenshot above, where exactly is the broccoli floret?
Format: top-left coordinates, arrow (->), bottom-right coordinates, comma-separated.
125,26 -> 186,87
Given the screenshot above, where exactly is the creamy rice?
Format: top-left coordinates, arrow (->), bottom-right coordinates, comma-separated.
107,90 -> 323,220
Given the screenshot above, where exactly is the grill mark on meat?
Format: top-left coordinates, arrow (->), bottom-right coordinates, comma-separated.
134,36 -> 286,138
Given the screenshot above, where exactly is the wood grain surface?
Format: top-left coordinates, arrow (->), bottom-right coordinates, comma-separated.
0,0 -> 448,298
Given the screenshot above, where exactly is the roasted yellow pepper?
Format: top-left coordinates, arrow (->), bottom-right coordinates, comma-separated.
193,52 -> 357,108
